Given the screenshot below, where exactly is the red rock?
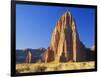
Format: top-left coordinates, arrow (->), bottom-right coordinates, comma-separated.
42,12 -> 95,62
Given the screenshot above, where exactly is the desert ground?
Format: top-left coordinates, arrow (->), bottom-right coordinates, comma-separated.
16,61 -> 95,73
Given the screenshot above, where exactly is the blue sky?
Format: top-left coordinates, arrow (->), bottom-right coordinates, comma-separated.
16,4 -> 95,49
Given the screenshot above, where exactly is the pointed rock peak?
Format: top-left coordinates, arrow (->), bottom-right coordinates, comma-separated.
64,11 -> 71,15
60,11 -> 70,18
63,11 -> 72,18
57,11 -> 73,27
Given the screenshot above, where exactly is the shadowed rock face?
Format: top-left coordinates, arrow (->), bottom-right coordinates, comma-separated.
42,12 -> 95,62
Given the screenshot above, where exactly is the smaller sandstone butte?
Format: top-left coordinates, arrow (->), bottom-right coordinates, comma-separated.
91,45 -> 95,51
25,51 -> 32,63
42,47 -> 55,63
41,12 -> 95,63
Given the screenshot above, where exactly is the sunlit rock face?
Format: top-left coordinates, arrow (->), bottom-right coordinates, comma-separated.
42,12 -> 94,63
91,45 -> 95,51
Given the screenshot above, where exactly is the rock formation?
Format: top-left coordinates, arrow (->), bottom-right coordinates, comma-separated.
25,51 -> 32,63
16,48 -> 46,63
42,12 -> 95,62
91,45 -> 95,51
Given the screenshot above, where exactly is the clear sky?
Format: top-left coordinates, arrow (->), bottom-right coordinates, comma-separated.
16,4 -> 95,49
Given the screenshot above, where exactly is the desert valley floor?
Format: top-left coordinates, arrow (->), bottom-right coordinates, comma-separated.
16,61 -> 95,73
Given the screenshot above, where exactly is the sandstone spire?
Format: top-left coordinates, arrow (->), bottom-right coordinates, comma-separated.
42,11 -> 93,63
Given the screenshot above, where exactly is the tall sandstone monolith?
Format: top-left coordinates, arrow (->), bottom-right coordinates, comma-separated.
42,12 -> 94,63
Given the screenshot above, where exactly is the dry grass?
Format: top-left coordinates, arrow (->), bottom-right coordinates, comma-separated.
16,61 -> 95,73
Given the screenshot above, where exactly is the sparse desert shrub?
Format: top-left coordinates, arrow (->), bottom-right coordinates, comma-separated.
54,64 -> 62,70
36,65 -> 47,72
